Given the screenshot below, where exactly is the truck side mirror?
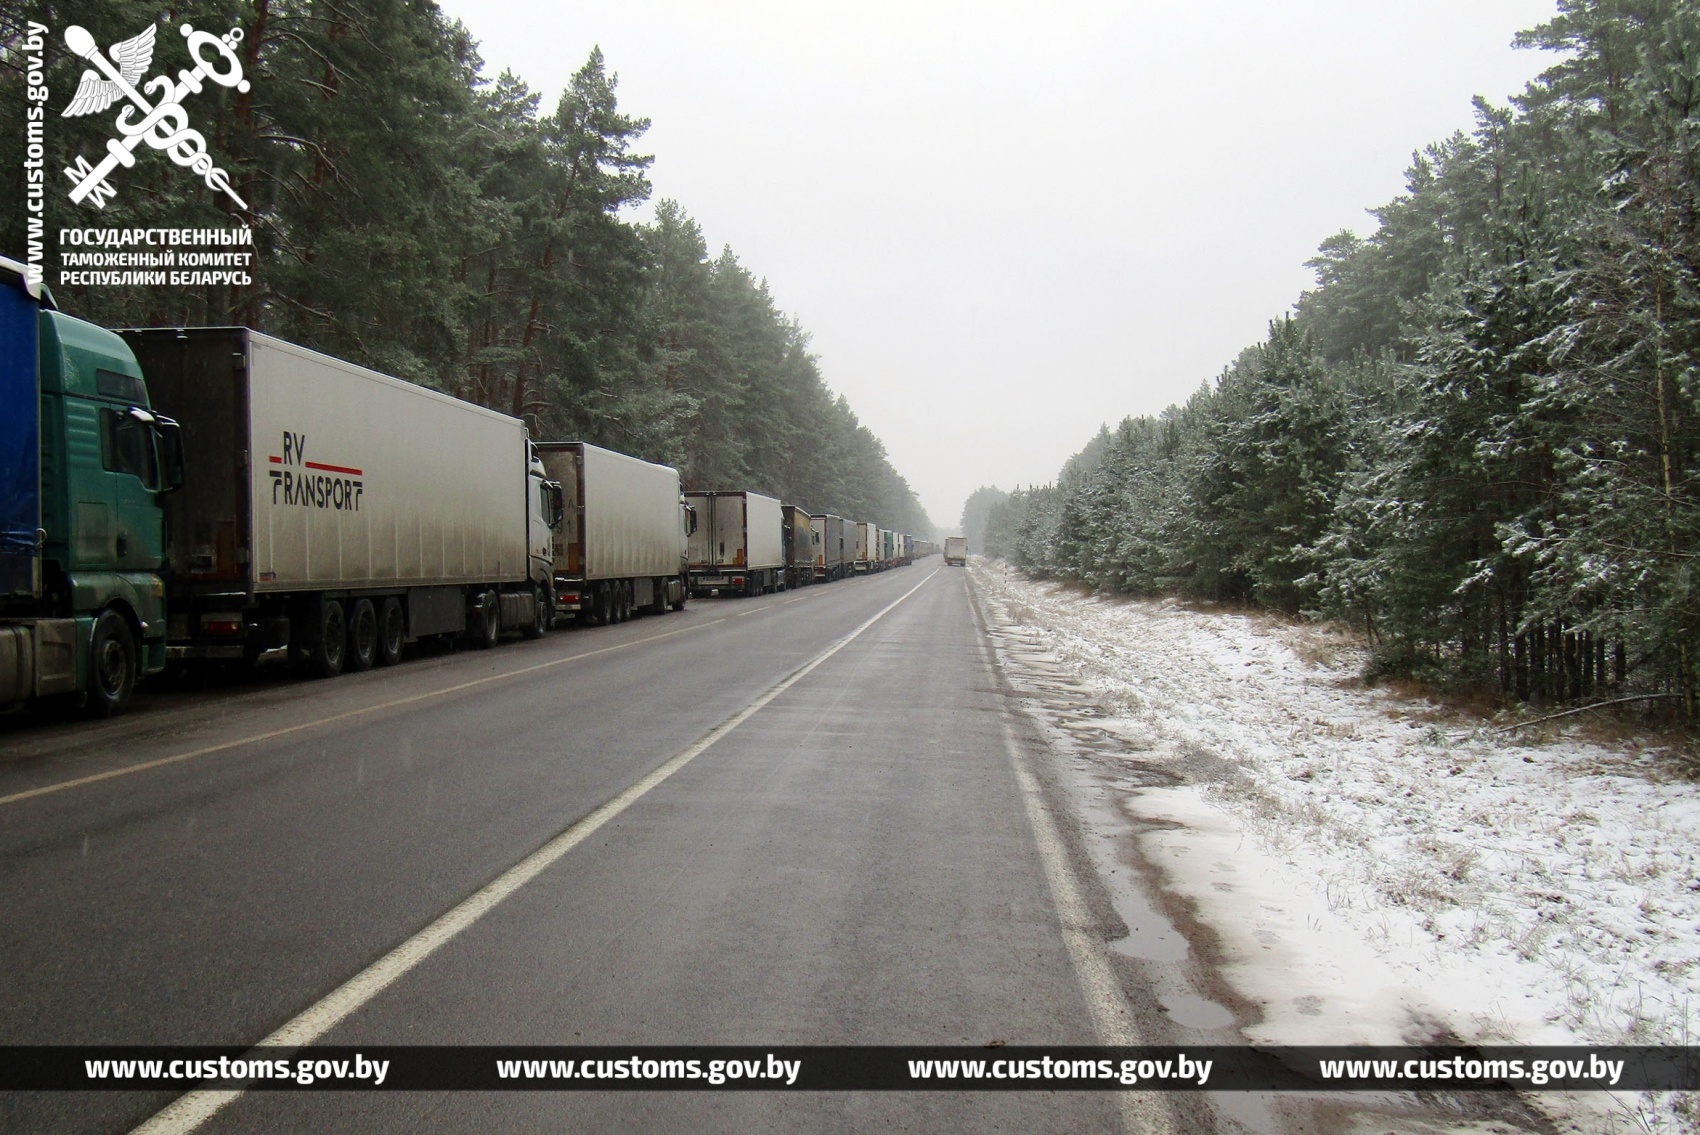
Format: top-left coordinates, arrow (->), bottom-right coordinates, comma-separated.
545,481 -> 565,529
154,416 -> 185,492
683,504 -> 698,536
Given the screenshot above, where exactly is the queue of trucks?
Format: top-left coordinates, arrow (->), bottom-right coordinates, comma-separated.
0,258 -> 927,718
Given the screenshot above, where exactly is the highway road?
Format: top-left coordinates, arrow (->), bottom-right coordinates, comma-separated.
0,563 -> 1198,1134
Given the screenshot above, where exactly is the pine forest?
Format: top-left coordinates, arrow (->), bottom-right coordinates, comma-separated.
0,0 -> 932,535
970,1 -> 1699,721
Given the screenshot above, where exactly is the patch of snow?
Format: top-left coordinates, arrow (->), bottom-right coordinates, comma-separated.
973,561 -> 1699,1134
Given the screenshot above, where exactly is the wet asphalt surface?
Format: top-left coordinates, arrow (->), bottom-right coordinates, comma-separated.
0,565 -> 1156,1134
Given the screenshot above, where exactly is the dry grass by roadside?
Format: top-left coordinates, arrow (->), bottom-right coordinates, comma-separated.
1060,577 -> 1698,765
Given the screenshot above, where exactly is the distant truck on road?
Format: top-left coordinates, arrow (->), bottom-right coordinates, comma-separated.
783,504 -> 815,590
851,521 -> 878,574
686,490 -> 785,596
811,513 -> 845,581
535,441 -> 692,625
944,537 -> 968,566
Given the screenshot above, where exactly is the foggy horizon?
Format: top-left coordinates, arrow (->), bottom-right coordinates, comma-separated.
434,0 -> 1560,531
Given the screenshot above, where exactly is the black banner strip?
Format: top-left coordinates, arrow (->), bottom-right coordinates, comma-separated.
4,1046 -> 1694,1092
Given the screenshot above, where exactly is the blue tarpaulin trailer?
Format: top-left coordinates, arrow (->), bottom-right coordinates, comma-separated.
0,260 -> 42,599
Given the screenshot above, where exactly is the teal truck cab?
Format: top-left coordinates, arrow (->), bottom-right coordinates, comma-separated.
0,256 -> 181,716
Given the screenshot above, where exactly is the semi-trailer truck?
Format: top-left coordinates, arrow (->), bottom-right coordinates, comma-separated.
782,504 -> 815,590
811,513 -> 845,581
686,490 -> 784,596
851,521 -> 877,574
121,327 -> 561,678
535,441 -> 692,625
1,258 -> 179,716
944,537 -> 967,566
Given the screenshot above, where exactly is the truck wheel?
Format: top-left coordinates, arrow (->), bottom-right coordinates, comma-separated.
618,582 -> 633,623
474,592 -> 500,648
377,598 -> 405,666
308,600 -> 346,679
85,610 -> 137,718
522,585 -> 546,640
346,598 -> 377,672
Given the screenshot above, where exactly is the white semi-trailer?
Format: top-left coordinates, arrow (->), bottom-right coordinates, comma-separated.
811,513 -> 845,581
535,441 -> 692,625
122,328 -> 561,677
852,521 -> 878,574
685,490 -> 785,596
944,536 -> 968,566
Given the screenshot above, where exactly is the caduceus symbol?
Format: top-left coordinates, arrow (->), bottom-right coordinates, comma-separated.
62,24 -> 156,118
61,22 -> 250,210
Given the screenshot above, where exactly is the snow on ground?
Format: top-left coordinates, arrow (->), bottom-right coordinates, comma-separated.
971,560 -> 1700,1133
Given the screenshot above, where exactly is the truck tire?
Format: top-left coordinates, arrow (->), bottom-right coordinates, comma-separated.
522,585 -> 546,640
346,598 -> 377,672
307,600 -> 346,679
85,610 -> 137,718
473,592 -> 500,648
618,582 -> 632,623
376,597 -> 405,666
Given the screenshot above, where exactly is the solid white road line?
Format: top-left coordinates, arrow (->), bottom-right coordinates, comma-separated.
130,568 -> 939,1135
967,569 -> 1174,1135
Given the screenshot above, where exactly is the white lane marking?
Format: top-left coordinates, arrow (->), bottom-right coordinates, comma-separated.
130,568 -> 940,1135
0,616 -> 732,809
968,574 -> 1173,1135
998,714 -> 1171,1135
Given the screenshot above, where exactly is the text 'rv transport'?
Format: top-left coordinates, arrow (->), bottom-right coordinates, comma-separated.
0,257 -> 929,717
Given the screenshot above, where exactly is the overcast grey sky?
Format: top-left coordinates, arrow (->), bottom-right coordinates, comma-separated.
433,1 -> 1560,532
